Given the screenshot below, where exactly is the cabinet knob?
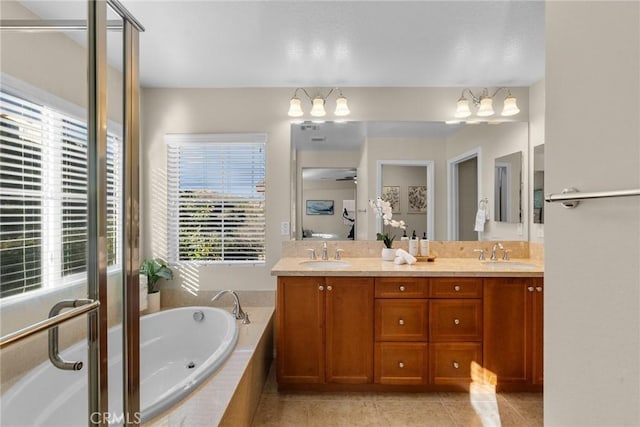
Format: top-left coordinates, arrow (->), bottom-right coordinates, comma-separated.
327,285 -> 333,291
454,285 -> 461,292
528,286 -> 534,292
318,285 -> 324,291
399,285 -> 406,292
398,319 -> 405,326
536,286 -> 543,292
452,361 -> 460,369
453,318 -> 460,325
398,362 -> 405,369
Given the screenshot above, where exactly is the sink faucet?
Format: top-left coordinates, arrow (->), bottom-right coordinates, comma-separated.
490,242 -> 504,261
211,290 -> 250,324
321,241 -> 328,260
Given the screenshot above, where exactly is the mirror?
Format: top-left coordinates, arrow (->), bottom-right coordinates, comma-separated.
533,144 -> 544,224
301,168 -> 357,240
494,151 -> 523,223
292,121 -> 529,241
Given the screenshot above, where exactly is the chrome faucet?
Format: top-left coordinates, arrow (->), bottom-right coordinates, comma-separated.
211,290 -> 250,324
490,242 -> 504,261
321,241 -> 329,260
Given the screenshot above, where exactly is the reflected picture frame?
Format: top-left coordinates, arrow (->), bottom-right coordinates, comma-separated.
382,186 -> 400,213
408,185 -> 427,213
306,200 -> 334,215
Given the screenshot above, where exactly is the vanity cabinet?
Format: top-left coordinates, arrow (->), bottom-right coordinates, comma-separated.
276,276 -> 374,385
483,277 -> 543,389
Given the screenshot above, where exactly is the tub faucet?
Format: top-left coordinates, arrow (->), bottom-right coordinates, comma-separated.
321,241 -> 328,260
490,242 -> 504,261
211,290 -> 250,324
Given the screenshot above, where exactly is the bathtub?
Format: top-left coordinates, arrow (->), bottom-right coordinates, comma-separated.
0,306 -> 238,426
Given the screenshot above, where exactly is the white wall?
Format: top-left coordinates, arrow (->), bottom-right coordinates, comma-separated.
302,180 -> 355,239
545,2 -> 640,425
381,164 -> 429,238
529,79 -> 545,243
141,87 -> 529,292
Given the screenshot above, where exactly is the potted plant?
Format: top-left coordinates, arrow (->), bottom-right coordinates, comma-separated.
140,258 -> 173,313
369,197 -> 406,261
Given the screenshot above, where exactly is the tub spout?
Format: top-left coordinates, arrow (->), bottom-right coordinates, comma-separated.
211,290 -> 250,324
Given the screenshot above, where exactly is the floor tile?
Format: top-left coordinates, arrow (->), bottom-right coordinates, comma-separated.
251,396 -> 309,426
307,400 -> 380,427
375,401 -> 456,427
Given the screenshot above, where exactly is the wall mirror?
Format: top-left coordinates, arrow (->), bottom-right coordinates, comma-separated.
291,121 -> 529,242
533,144 -> 544,224
494,151 -> 523,223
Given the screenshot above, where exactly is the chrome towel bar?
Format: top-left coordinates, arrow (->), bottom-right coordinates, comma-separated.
545,187 -> 640,208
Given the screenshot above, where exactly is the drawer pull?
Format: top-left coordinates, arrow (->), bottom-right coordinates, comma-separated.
536,286 -> 543,292
398,362 -> 405,369
452,361 -> 460,369
453,319 -> 460,325
398,319 -> 405,326
318,285 -> 324,291
528,286 -> 534,292
327,285 -> 333,291
454,285 -> 461,292
399,285 -> 406,292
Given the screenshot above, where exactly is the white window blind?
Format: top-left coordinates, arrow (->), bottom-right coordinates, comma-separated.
167,134 -> 266,264
0,89 -> 121,299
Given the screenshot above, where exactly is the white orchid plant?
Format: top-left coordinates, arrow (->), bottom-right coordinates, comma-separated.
369,197 -> 406,248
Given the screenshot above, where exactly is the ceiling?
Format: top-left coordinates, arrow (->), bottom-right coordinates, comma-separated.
17,1 -> 545,89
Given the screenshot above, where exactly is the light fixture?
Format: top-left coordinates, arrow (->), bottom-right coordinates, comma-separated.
288,87 -> 350,118
454,88 -> 520,119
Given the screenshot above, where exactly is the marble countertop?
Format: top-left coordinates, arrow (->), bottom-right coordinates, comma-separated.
271,257 -> 543,277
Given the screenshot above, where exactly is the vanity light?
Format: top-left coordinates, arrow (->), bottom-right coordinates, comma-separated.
287,87 -> 350,118
454,88 -> 520,119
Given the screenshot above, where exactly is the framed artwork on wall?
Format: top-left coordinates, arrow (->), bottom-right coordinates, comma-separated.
408,185 -> 427,213
382,186 -> 400,213
306,200 -> 334,215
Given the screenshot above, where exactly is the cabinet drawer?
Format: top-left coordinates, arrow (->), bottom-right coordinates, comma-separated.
375,300 -> 428,342
375,277 -> 429,298
375,343 -> 428,385
429,278 -> 482,298
429,343 -> 482,385
429,300 -> 482,342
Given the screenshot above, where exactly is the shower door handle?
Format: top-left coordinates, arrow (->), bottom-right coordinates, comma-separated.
48,299 -> 97,371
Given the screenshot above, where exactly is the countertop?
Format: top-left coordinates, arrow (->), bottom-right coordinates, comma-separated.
271,257 -> 543,277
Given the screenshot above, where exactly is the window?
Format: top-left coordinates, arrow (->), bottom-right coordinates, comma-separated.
167,134 -> 266,264
0,88 -> 121,299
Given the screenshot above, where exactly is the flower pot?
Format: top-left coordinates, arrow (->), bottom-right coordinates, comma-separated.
381,247 -> 396,261
147,291 -> 161,314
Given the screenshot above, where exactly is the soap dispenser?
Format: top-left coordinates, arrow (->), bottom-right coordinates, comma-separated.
409,230 -> 419,256
420,232 -> 430,257
400,229 -> 409,241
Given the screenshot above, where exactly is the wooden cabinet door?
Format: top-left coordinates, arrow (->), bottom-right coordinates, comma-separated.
277,277 -> 325,384
532,278 -> 544,385
483,278 -> 531,385
325,277 -> 374,384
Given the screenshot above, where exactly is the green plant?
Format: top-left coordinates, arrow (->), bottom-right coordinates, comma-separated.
140,258 -> 173,293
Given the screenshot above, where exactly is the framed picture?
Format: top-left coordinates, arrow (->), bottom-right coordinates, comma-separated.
408,185 -> 427,213
382,186 -> 400,213
306,200 -> 334,215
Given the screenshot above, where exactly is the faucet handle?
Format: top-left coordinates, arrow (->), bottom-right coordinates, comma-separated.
305,248 -> 317,260
473,249 -> 486,261
334,249 -> 344,260
502,249 -> 511,261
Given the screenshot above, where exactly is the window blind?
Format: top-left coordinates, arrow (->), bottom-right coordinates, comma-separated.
0,89 -> 121,298
167,135 -> 266,264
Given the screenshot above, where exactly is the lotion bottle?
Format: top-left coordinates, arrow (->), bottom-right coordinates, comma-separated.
409,230 -> 419,256
420,232 -> 430,257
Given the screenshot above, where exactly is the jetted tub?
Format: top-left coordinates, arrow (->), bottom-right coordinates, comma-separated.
0,306 -> 238,426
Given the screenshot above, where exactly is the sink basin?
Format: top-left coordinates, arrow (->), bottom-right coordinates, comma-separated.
300,260 -> 351,269
482,261 -> 537,270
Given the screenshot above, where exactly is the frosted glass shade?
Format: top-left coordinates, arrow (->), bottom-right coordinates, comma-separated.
454,98 -> 472,118
334,96 -> 350,116
287,97 -> 303,117
501,95 -> 520,116
476,97 -> 495,117
310,98 -> 326,117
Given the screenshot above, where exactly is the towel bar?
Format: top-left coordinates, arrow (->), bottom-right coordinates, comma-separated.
545,187 -> 640,208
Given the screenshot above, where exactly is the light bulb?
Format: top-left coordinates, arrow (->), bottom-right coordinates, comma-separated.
287,97 -> 303,117
310,97 -> 326,117
476,96 -> 495,117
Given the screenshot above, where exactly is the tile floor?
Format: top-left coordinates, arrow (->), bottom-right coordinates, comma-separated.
251,365 -> 543,427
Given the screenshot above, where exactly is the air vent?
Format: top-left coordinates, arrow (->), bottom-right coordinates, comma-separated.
311,137 -> 326,142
